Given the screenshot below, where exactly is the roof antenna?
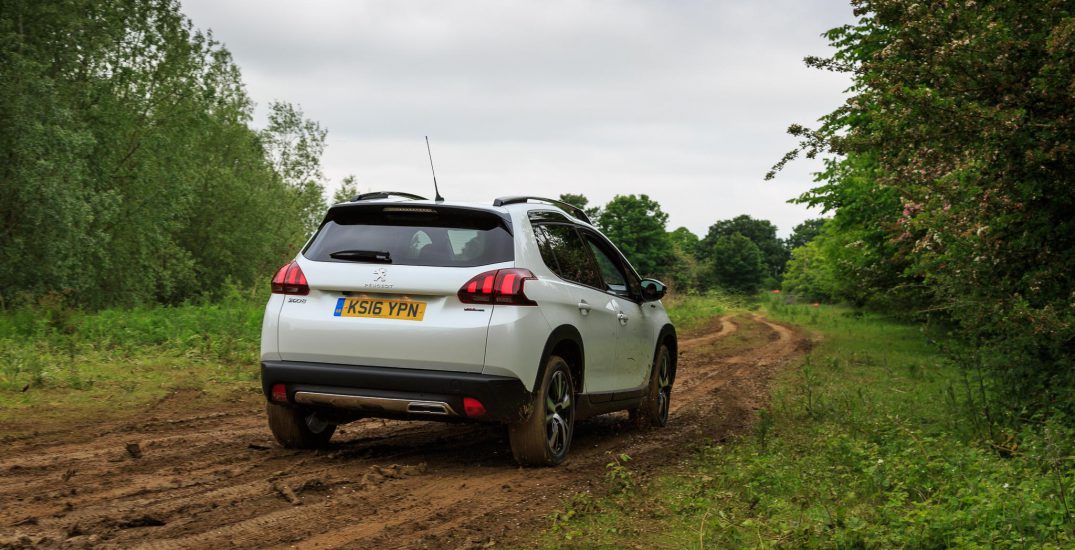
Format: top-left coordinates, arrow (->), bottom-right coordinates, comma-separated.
425,136 -> 445,202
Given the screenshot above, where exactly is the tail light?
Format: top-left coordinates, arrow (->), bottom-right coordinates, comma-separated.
463,397 -> 487,417
271,261 -> 309,295
458,268 -> 537,306
271,383 -> 288,402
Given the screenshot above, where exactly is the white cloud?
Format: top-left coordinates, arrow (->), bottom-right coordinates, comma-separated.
181,0 -> 854,237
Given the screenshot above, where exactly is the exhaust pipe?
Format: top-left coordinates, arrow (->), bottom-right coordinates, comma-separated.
406,401 -> 451,415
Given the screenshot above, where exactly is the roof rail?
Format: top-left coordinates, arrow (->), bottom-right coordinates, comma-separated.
351,191 -> 428,202
492,196 -> 592,224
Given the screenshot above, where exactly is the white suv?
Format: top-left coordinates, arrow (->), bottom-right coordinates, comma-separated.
260,193 -> 677,466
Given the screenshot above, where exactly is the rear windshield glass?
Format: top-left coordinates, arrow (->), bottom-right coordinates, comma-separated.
303,206 -> 514,267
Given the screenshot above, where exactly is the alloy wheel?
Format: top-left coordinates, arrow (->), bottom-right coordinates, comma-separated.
656,349 -> 671,422
545,369 -> 573,455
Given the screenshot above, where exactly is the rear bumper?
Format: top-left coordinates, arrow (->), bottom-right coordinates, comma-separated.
260,360 -> 532,423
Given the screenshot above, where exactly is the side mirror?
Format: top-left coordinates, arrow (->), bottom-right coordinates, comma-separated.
640,279 -> 667,302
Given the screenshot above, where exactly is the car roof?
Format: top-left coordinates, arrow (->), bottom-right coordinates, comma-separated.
328,196 -> 593,227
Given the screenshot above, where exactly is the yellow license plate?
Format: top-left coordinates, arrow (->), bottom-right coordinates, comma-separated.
333,297 -> 426,321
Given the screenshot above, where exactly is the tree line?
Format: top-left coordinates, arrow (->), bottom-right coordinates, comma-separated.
557,193 -> 822,295
770,0 -> 1074,420
1,0 -> 809,312
1,0 -> 327,309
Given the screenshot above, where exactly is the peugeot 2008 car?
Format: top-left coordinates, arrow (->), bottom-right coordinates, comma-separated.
261,193 -> 676,466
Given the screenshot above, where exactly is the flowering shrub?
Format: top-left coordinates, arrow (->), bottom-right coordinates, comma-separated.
774,0 -> 1075,416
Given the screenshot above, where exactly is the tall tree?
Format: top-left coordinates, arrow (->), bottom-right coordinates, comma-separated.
260,101 -> 328,234
0,0 -> 329,307
698,215 -> 788,280
666,227 -> 702,292
709,234 -> 766,294
668,227 -> 700,252
333,175 -> 361,204
785,218 -> 827,251
597,194 -> 675,277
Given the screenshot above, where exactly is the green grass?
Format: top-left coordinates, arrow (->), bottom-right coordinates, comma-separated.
539,297 -> 1075,549
663,291 -> 751,333
0,287 -> 266,432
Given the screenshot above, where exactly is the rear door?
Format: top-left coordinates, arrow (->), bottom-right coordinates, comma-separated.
274,204 -> 514,373
530,221 -> 621,393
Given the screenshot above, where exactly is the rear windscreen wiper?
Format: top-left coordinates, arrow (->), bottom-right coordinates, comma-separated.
329,249 -> 392,263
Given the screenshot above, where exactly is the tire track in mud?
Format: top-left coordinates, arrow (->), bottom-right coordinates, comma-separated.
0,314 -> 810,550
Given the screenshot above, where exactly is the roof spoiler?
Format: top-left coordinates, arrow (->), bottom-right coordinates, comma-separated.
492,196 -> 592,224
351,191 -> 428,202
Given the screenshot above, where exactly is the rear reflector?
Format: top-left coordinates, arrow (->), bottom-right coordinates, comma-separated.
458,268 -> 537,306
271,383 -> 288,402
271,261 -> 309,295
463,397 -> 486,417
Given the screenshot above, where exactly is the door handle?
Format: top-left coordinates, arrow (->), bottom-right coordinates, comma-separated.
617,312 -> 629,324
577,300 -> 592,315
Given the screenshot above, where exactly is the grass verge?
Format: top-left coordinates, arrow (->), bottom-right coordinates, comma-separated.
662,291 -> 749,333
0,288 -> 265,434
538,298 -> 1074,548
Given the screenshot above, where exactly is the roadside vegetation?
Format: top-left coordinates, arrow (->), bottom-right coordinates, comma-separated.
661,293 -> 742,333
0,288 -> 265,433
542,297 -> 1074,548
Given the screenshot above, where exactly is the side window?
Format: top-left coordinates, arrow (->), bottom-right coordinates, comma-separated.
584,233 -> 643,298
584,232 -> 640,298
533,224 -> 603,289
587,241 -> 626,294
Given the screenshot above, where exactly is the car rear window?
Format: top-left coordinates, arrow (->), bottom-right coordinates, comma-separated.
303,206 -> 514,267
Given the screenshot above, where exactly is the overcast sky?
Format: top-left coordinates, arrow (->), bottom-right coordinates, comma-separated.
181,1 -> 854,237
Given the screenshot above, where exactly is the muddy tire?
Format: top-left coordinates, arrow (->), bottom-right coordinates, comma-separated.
266,402 -> 336,449
509,355 -> 575,467
630,343 -> 673,429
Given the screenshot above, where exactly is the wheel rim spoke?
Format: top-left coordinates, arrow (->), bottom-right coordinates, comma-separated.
655,350 -> 671,421
658,353 -> 670,388
305,414 -> 328,434
545,369 -> 572,454
546,414 -> 565,451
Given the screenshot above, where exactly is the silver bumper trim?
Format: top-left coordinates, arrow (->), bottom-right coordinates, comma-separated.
292,391 -> 459,416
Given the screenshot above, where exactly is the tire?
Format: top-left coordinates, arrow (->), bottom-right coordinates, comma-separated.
509,355 -> 575,467
266,402 -> 336,449
630,343 -> 673,428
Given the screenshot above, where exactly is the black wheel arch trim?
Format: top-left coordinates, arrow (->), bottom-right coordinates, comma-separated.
535,324 -> 585,393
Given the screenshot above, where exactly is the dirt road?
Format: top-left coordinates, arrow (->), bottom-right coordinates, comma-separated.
0,315 -> 808,549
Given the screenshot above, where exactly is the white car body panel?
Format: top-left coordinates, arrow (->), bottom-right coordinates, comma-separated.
274,258 -> 510,372
260,293 -> 285,362
480,304 -> 550,391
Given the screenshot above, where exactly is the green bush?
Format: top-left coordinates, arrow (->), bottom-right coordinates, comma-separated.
769,0 -> 1075,417
708,234 -> 766,294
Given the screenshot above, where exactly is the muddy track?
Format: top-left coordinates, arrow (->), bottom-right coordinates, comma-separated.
0,315 -> 809,549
